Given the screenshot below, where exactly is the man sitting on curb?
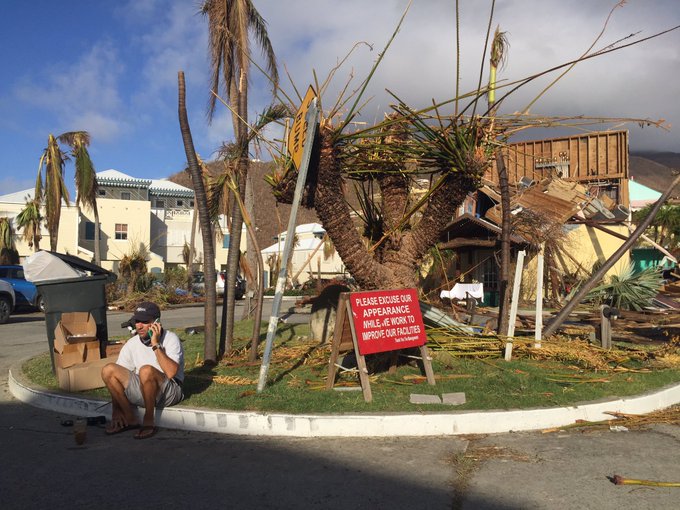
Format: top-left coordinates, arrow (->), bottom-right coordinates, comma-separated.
101,301 -> 184,439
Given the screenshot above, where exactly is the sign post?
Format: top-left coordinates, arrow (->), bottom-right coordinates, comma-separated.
257,87 -> 318,392
327,288 -> 435,402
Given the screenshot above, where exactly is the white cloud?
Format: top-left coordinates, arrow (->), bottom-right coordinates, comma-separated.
253,0 -> 680,152
66,112 -> 126,142
4,0 -> 679,198
128,2 -> 207,109
14,41 -> 127,138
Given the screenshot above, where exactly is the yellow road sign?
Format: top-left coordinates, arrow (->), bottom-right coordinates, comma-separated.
287,85 -> 317,170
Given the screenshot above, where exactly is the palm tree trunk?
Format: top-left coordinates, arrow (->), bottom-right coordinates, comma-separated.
242,171 -> 258,319
187,199 -> 198,291
219,71 -> 249,355
246,222 -> 264,361
178,71 -> 217,365
220,153 -> 247,355
229,183 -> 264,361
496,151 -> 511,335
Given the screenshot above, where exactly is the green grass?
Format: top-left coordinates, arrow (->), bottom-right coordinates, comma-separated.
21,320 -> 680,414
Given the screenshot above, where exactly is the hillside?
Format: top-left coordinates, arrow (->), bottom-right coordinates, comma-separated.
629,151 -> 680,196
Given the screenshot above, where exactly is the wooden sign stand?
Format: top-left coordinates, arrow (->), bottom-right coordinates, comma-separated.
326,292 -> 435,403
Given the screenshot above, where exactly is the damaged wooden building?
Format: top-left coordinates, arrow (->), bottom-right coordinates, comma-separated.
439,130 -> 634,306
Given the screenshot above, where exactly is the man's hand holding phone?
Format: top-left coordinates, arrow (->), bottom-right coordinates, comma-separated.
148,319 -> 162,345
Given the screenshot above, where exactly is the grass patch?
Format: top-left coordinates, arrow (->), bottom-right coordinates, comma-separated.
21,321 -> 680,414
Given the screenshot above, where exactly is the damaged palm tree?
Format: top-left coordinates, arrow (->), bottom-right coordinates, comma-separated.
15,198 -> 43,252
36,134 -> 70,252
201,0 -> 279,356
271,101 -> 494,291
266,0 -> 677,298
487,25 -> 511,335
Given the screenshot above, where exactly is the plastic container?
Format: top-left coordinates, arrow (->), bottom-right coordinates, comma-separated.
28,252 -> 117,373
37,274 -> 112,372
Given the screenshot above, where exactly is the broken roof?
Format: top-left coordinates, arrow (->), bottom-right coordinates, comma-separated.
440,213 -> 527,250
481,176 -> 627,227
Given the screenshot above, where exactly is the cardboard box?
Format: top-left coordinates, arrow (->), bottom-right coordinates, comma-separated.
55,340 -> 101,369
53,312 -> 100,368
56,355 -> 118,392
54,312 -> 97,349
105,341 -> 126,358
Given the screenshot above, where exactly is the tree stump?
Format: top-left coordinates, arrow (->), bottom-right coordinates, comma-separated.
308,284 -> 349,344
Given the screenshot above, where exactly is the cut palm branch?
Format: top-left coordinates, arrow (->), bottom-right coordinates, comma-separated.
611,475 -> 680,487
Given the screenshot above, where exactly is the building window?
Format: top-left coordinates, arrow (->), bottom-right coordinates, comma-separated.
222,234 -> 230,248
121,191 -> 131,200
177,200 -> 183,207
155,200 -> 165,208
190,200 -> 194,207
98,189 -> 106,196
85,222 -> 96,241
482,257 -> 498,290
115,224 -> 128,240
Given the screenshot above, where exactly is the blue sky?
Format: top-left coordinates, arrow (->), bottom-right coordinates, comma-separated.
1,0 -> 680,198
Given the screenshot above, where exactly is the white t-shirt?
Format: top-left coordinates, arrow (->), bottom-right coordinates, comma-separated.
117,329 -> 185,382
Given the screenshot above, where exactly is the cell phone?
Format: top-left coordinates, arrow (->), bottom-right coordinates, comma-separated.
142,319 -> 160,345
146,318 -> 160,339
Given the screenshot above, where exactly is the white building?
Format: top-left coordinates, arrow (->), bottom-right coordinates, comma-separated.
261,223 -> 346,286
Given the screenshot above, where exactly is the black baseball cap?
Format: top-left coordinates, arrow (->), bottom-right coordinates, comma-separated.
131,301 -> 161,323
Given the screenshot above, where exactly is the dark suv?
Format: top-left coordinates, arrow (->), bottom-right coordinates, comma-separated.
0,265 -> 45,311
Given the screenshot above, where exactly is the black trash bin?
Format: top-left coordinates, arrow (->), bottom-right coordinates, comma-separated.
32,252 -> 117,373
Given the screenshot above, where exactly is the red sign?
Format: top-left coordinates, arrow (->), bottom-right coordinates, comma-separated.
349,288 -> 427,355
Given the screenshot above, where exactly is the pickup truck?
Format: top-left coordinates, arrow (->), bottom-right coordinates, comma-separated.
0,279 -> 16,324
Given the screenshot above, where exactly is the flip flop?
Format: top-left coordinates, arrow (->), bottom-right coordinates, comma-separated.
134,426 -> 158,440
105,423 -> 141,436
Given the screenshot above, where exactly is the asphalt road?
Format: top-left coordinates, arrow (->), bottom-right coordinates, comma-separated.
1,305 -> 679,509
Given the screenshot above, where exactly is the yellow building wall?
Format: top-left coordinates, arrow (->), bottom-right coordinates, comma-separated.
2,201 -> 79,262
86,199 -> 151,270
567,224 -> 630,275
521,224 -> 631,301
55,206 -> 80,255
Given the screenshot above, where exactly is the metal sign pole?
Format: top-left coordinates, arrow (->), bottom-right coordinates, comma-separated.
257,99 -> 318,392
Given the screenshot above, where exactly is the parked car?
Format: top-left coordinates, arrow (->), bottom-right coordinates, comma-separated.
0,279 -> 15,324
192,271 -> 246,299
0,265 -> 44,311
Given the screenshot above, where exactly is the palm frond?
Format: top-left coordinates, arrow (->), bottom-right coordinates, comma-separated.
73,144 -> 98,209
585,263 -> 663,311
0,217 -> 14,250
16,198 -> 43,249
57,131 -> 91,148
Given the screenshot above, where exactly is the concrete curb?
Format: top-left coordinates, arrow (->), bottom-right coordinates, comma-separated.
9,365 -> 680,437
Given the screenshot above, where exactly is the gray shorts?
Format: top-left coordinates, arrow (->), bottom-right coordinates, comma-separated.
124,370 -> 184,408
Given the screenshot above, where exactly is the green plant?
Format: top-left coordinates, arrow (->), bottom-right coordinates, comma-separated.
586,263 -> 663,311
164,266 -> 188,289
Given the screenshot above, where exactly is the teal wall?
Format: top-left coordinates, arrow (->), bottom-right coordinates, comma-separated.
631,248 -> 673,272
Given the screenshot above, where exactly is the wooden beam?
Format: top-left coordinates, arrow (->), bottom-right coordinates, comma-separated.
585,222 -> 629,242
439,238 -> 497,250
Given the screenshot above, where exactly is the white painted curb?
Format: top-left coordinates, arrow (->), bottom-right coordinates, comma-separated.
9,367 -> 680,437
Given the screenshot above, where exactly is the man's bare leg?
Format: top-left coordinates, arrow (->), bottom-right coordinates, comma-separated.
101,363 -> 139,432
138,364 -> 165,429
